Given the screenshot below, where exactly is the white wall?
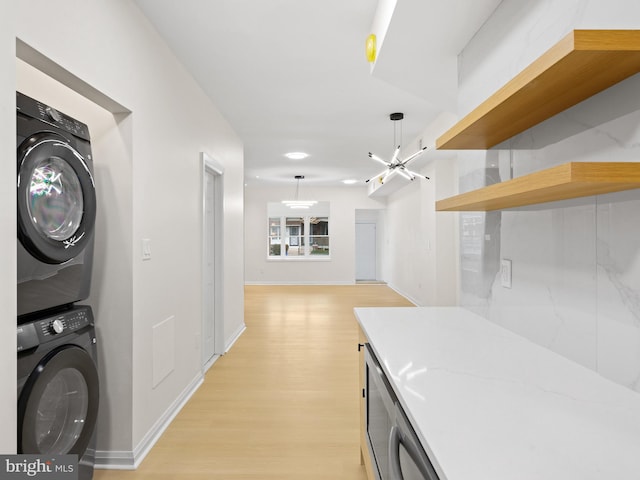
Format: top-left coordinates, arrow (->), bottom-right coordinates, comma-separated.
0,3 -> 16,455
379,112 -> 459,307
243,119 -> 459,298
382,156 -> 458,306
245,163 -> 458,300
245,185 -> 385,284
456,0 -> 640,392
11,0 -> 245,465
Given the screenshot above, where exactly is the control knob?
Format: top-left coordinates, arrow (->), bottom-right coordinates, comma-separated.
51,319 -> 64,335
45,106 -> 62,123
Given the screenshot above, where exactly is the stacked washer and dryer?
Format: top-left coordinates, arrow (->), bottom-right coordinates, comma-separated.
16,92 -> 99,480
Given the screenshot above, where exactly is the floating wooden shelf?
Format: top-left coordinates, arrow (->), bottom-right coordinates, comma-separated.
436,162 -> 640,211
436,30 -> 640,150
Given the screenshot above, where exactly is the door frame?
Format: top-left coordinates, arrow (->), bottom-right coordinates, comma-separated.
201,152 -> 225,372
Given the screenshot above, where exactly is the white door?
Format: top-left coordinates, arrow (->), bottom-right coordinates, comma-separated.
202,153 -> 224,370
356,223 -> 377,281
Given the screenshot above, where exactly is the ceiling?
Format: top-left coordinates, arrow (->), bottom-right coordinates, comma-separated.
133,0 -> 501,187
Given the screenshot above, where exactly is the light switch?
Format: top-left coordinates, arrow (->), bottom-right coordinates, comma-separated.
501,259 -> 512,288
142,238 -> 152,260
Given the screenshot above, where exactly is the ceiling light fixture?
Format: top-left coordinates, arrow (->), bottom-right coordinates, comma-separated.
366,112 -> 429,184
342,179 -> 358,185
282,175 -> 317,209
285,152 -> 309,160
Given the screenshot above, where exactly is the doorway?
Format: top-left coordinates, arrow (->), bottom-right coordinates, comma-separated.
202,152 -> 224,371
355,222 -> 377,281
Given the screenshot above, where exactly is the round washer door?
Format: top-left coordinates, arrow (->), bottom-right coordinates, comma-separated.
18,344 -> 99,456
17,132 -> 96,264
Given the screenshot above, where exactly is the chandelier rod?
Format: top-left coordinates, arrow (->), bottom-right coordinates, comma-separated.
366,112 -> 429,184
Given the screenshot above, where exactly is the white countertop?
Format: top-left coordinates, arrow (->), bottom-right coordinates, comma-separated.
355,307 -> 640,480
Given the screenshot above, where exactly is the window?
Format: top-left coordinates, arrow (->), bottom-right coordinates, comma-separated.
267,202 -> 329,259
309,217 -> 329,255
286,217 -> 302,254
268,217 -> 282,256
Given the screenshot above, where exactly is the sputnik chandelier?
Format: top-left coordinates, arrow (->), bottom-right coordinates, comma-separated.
366,112 -> 429,184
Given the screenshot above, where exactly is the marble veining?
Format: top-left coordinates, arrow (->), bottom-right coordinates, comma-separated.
455,0 -> 640,394
357,307 -> 640,480
601,261 -> 640,327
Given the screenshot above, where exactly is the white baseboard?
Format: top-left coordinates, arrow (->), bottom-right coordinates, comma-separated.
244,281 -> 353,285
385,282 -> 420,306
94,450 -> 135,470
95,372 -> 204,470
203,354 -> 220,374
96,323 -> 247,470
224,323 -> 246,353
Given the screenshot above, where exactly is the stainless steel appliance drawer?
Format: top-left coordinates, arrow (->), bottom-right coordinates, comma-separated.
364,344 -> 439,480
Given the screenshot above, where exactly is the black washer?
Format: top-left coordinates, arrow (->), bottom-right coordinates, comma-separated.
17,305 -> 99,480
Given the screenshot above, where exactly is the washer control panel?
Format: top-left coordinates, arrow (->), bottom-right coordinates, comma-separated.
16,91 -> 91,142
17,305 -> 94,352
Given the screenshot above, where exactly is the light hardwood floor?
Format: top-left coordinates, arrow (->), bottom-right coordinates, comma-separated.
94,285 -> 413,480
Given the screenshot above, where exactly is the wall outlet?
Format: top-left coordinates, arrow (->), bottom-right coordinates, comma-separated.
501,259 -> 512,288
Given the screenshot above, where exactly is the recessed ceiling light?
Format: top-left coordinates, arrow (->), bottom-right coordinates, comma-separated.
285,152 -> 309,160
342,179 -> 358,185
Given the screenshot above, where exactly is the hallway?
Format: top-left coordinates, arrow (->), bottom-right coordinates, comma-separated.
95,285 -> 414,479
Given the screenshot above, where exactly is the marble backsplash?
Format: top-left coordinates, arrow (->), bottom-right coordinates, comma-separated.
458,92 -> 640,391
456,1 -> 640,393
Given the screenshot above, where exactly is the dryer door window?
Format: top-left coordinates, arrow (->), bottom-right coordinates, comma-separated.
28,156 -> 84,242
17,133 -> 96,264
18,345 -> 99,456
35,367 -> 89,453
